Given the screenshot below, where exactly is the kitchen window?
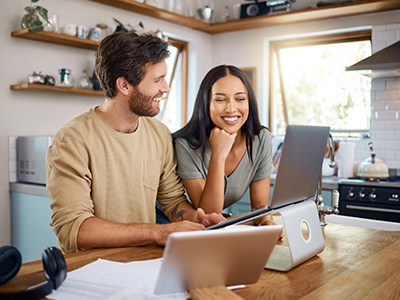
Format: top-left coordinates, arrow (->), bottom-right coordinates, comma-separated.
269,30 -> 372,137
157,38 -> 188,133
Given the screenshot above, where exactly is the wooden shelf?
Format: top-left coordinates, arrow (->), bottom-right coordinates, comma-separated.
89,0 -> 400,34
89,0 -> 210,31
11,29 -> 100,50
207,0 -> 400,34
10,83 -> 104,97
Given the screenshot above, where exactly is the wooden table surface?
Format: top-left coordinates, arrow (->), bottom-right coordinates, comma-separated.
1,222 -> 400,299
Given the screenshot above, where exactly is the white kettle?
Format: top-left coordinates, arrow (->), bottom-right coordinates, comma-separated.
357,142 -> 389,179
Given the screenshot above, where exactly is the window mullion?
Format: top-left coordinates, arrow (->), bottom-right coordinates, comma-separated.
160,48 -> 180,122
276,48 -> 289,129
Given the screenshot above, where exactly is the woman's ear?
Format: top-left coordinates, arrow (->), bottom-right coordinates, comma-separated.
115,77 -> 132,96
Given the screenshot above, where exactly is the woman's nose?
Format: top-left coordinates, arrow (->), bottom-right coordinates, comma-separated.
225,100 -> 236,112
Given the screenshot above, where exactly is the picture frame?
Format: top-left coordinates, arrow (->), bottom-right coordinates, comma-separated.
240,67 -> 257,91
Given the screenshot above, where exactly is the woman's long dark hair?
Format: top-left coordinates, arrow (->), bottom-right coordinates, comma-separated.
173,65 -> 263,162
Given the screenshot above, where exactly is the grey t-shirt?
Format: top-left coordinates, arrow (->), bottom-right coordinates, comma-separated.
174,128 -> 274,209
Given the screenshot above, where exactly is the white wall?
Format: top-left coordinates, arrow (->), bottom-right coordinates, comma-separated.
0,0 -> 213,246
211,10 -> 400,168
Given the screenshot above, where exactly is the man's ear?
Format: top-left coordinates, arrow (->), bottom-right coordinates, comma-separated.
115,77 -> 132,96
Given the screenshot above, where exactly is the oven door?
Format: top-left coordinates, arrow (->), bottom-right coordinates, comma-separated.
338,183 -> 400,223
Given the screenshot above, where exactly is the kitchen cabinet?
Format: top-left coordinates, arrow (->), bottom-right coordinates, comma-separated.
10,29 -> 103,97
10,184 -> 57,263
89,0 -> 400,34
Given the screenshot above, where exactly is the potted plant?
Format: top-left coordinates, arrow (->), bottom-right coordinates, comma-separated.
21,0 -> 50,32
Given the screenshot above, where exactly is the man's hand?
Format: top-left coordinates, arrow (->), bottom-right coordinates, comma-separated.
193,208 -> 226,227
156,220 -> 205,245
156,210 -> 225,245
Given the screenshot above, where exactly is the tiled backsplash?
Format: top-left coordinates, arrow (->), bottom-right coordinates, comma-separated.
369,22 -> 400,169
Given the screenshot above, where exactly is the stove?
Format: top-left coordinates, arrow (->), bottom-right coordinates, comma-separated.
338,176 -> 400,223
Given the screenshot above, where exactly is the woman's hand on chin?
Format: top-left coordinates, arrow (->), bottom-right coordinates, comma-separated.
209,127 -> 237,160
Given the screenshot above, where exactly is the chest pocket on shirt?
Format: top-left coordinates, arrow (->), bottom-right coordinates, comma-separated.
143,160 -> 162,191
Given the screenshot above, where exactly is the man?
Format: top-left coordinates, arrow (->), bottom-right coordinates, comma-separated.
46,32 -> 224,254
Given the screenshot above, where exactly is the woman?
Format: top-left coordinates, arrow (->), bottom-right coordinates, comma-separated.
173,65 -> 275,226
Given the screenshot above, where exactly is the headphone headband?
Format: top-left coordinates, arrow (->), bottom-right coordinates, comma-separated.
0,246 -> 67,300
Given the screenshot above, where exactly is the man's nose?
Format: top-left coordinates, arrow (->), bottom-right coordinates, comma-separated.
162,77 -> 170,94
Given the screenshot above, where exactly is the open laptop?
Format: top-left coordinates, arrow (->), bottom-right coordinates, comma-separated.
205,125 -> 330,230
154,224 -> 283,295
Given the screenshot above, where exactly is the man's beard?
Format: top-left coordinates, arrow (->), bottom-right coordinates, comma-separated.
128,86 -> 160,117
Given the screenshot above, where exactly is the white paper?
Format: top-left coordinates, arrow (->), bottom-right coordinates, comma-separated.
48,258 -> 187,300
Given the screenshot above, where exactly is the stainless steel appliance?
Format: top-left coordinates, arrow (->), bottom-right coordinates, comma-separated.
17,136 -> 52,185
338,176 -> 400,223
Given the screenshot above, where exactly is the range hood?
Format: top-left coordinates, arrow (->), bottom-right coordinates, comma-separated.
346,40 -> 400,78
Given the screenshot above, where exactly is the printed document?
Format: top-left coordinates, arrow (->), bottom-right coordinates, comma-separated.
48,258 -> 186,300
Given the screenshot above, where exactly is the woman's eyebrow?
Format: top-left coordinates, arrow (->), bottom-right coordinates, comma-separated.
212,92 -> 226,96
212,91 -> 247,96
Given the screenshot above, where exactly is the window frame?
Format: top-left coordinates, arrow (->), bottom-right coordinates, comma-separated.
160,37 -> 188,128
268,30 -> 372,134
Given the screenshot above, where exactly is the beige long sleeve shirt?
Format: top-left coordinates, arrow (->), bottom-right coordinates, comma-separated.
46,107 -> 186,253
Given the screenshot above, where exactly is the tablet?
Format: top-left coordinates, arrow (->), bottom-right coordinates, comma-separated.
154,225 -> 283,295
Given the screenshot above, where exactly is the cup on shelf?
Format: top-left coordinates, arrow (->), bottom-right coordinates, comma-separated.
63,24 -> 77,36
76,70 -> 92,89
58,68 -> 74,87
232,3 -> 241,20
96,23 -> 111,40
88,27 -> 101,41
77,25 -> 88,38
49,14 -> 59,33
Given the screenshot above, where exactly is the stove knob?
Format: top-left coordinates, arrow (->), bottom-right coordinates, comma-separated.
369,193 -> 377,201
347,190 -> 355,199
359,191 -> 366,199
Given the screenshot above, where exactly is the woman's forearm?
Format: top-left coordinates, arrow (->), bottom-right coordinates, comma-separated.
197,154 -> 226,214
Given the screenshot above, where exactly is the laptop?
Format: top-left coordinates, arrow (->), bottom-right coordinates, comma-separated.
154,224 -> 283,295
205,125 -> 330,230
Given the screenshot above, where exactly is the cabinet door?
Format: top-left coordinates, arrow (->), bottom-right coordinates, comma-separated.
11,192 -> 57,263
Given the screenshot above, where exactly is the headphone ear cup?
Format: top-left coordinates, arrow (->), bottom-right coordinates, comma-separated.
0,245 -> 22,285
42,247 -> 67,290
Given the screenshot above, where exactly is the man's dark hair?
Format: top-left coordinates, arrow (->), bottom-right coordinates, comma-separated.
95,32 -> 170,99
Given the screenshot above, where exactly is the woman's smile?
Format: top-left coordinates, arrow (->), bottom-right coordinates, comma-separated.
222,116 -> 240,125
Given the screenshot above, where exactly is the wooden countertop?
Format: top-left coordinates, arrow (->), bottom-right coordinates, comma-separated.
1,222 -> 399,299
